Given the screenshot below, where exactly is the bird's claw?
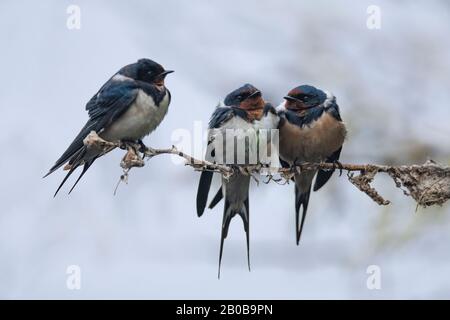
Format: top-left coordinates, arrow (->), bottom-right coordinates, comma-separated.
137,139 -> 149,154
119,139 -> 137,151
333,160 -> 344,176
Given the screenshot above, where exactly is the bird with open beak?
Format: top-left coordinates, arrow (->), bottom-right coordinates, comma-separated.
196,83 -> 279,277
278,85 -> 347,245
44,58 -> 174,196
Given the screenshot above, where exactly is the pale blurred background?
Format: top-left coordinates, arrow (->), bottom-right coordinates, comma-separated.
0,0 -> 449,299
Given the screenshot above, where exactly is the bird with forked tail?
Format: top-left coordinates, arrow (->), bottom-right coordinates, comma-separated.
277,85 -> 347,245
44,59 -> 173,196
196,84 -> 279,277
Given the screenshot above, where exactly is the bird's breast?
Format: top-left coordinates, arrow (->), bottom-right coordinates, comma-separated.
101,89 -> 170,141
209,116 -> 265,165
279,112 -> 346,163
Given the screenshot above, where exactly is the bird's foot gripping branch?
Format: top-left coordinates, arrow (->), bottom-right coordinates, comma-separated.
83,131 -> 450,208
82,130 -> 234,177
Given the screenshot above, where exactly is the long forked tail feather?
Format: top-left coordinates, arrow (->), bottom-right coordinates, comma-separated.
53,166 -> 78,197
240,198 -> 250,272
44,122 -> 96,179
52,147 -> 90,197
295,184 -> 311,245
218,197 -> 250,279
68,157 -> 98,194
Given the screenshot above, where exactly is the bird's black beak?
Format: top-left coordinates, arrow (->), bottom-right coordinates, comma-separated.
160,70 -> 174,77
248,90 -> 262,99
284,95 -> 300,103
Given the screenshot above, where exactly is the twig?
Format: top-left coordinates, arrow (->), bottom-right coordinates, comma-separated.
83,131 -> 450,208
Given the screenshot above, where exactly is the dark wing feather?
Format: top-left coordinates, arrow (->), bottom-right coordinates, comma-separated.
197,106 -> 238,216
85,81 -> 138,125
208,187 -> 223,209
44,81 -> 138,178
208,106 -> 235,129
313,147 -> 342,192
279,157 -> 290,169
196,135 -> 217,216
313,101 -> 343,191
196,171 -> 214,217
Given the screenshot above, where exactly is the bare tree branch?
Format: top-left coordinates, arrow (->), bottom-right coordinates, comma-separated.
83,131 -> 450,208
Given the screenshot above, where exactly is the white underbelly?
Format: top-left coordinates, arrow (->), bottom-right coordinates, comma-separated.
101,89 -> 170,141
210,116 -> 277,165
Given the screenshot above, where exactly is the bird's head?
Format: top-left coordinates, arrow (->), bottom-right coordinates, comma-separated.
224,84 -> 265,119
284,85 -> 327,111
122,58 -> 174,87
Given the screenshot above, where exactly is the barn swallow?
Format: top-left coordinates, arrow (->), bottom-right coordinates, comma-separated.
277,85 -> 346,245
196,84 -> 279,277
44,58 -> 173,196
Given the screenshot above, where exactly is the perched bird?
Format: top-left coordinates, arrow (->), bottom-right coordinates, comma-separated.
196,84 -> 279,277
44,58 -> 173,196
277,85 -> 346,245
